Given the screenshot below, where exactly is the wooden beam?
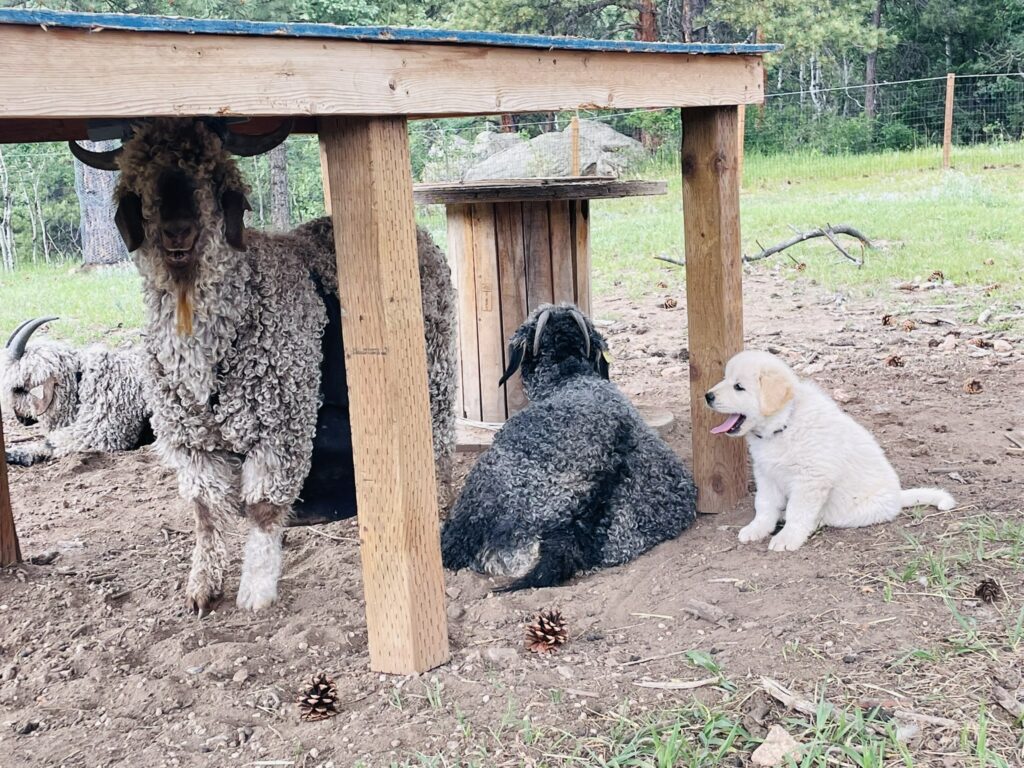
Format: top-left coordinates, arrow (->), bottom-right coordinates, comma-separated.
680,106 -> 748,514
0,26 -> 765,122
414,178 -> 667,205
318,116 -> 448,674
0,401 -> 22,567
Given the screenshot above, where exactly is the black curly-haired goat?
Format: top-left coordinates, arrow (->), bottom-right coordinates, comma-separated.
441,303 -> 698,590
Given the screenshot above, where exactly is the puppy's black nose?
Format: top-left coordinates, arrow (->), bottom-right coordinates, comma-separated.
704,391 -> 715,405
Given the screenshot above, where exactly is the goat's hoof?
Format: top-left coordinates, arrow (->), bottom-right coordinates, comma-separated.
186,591 -> 223,618
236,577 -> 278,612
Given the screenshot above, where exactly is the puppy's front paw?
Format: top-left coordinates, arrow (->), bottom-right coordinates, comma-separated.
738,521 -> 773,543
768,528 -> 809,552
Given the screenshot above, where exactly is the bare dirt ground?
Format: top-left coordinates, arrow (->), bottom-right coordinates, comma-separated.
2,269 -> 1022,767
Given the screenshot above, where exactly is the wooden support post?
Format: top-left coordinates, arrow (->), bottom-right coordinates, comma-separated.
318,116 -> 448,675
0,402 -> 22,567
942,73 -> 955,170
680,106 -> 748,514
736,104 -> 746,189
570,115 -> 581,176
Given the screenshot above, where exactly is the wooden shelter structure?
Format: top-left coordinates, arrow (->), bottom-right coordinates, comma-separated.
0,8 -> 779,675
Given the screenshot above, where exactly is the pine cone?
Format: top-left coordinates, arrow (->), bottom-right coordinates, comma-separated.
929,270 -> 945,282
881,314 -> 896,327
525,609 -> 568,654
297,672 -> 339,722
885,354 -> 904,368
901,319 -> 917,332
975,578 -> 1002,604
963,379 -> 983,394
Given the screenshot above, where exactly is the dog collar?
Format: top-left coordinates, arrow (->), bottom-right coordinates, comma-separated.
752,424 -> 787,440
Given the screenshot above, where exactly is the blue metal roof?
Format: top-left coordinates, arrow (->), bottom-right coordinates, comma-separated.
0,8 -> 781,55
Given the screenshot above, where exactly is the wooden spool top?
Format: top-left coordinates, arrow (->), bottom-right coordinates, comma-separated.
413,177 -> 668,205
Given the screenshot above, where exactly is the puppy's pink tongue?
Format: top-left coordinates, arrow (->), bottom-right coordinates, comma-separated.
711,414 -> 742,434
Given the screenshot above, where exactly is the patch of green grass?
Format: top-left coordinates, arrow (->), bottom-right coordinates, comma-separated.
590,145 -> 1024,325
0,261 -> 143,344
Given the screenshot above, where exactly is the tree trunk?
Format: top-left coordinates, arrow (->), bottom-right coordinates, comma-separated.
269,143 -> 291,231
0,148 -> 14,271
681,0 -> 693,42
637,0 -> 658,41
73,140 -> 128,266
864,0 -> 883,119
500,114 -> 516,133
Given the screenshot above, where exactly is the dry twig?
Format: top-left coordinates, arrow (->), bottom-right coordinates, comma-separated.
744,225 -> 871,266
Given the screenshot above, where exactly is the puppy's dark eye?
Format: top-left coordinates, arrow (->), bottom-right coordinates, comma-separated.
734,383 -> 745,392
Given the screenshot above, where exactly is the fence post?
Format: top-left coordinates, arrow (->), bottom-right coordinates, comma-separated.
943,73 -> 955,169
570,114 -> 581,176
737,104 -> 746,188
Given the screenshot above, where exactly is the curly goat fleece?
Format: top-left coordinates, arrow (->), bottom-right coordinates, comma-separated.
2,332 -> 153,466
109,119 -> 456,613
441,303 -> 697,590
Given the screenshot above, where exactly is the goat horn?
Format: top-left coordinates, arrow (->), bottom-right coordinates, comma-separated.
5,318 -> 34,348
221,118 -> 294,157
569,309 -> 591,359
68,141 -> 123,171
6,316 -> 58,361
532,309 -> 552,358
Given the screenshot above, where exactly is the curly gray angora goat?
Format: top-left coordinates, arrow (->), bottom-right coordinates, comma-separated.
2,317 -> 153,466
441,303 -> 697,591
69,118 -> 457,615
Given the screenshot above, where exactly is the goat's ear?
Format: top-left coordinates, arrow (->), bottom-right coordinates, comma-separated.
222,189 -> 252,251
597,348 -> 611,380
114,192 -> 145,252
498,342 -> 525,387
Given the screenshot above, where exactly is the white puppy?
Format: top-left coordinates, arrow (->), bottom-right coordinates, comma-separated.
705,350 -> 955,551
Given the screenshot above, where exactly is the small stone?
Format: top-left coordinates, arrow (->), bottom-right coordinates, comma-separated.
993,339 -> 1013,353
15,720 -> 40,735
232,668 -> 249,684
309,748 -> 319,759
555,665 -> 574,680
483,647 -> 518,664
832,389 -> 854,404
751,724 -> 801,766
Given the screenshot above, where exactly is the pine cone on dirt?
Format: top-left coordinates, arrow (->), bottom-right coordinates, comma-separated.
975,578 -> 1003,604
963,379 -> 983,394
881,314 -> 897,327
297,672 -> 339,721
885,354 -> 904,368
525,609 -> 568,654
901,319 -> 917,332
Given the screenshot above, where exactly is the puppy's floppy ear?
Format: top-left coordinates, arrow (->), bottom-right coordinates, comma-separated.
499,342 -> 525,387
114,192 -> 145,252
758,367 -> 794,417
222,189 -> 252,251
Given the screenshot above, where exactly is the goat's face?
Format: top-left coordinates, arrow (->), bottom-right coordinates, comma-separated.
69,118 -> 290,290
2,319 -> 76,429
499,303 -> 610,398
113,120 -> 252,289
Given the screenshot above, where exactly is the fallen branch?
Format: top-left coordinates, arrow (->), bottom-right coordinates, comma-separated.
633,676 -> 719,691
654,255 -> 686,268
744,224 -> 871,266
683,598 -> 732,628
993,686 -> 1024,720
763,677 -> 958,730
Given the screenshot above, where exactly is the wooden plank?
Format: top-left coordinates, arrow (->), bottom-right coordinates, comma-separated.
318,116 -> 448,675
549,200 -> 576,304
0,9 -> 783,55
522,202 -> 554,311
681,106 -> 748,514
569,116 -> 581,176
414,179 -> 667,205
0,25 -> 766,121
571,200 -> 592,315
469,203 -> 506,422
494,202 -> 529,414
0,401 -> 21,567
446,205 -> 482,421
736,103 -> 746,187
942,73 -> 955,170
